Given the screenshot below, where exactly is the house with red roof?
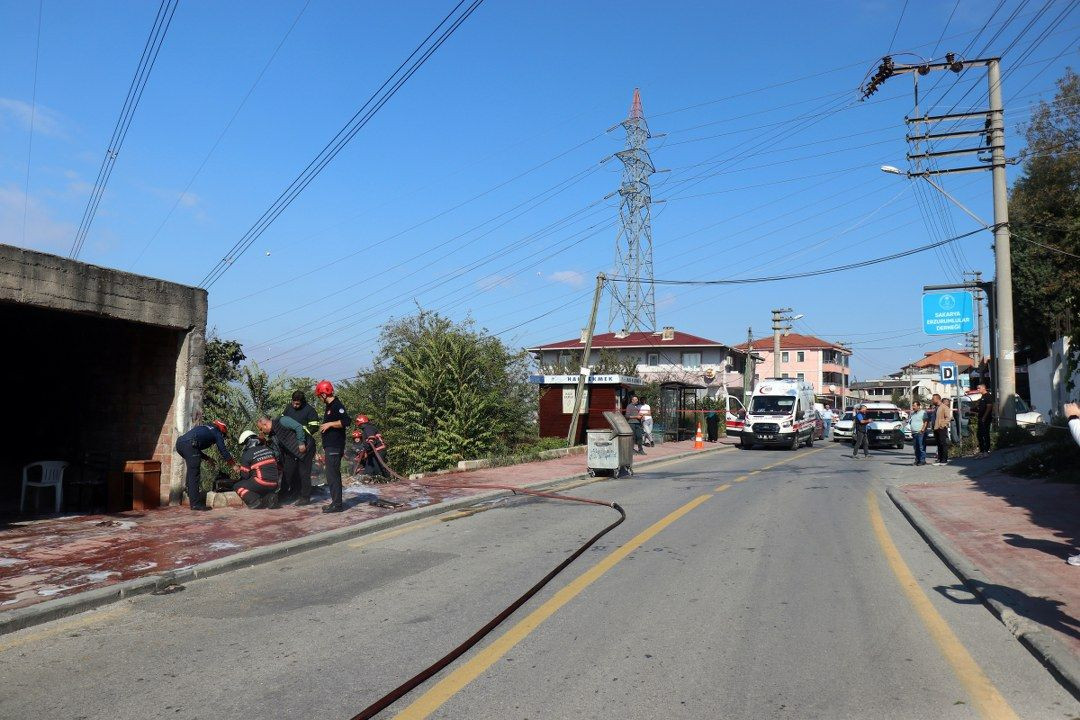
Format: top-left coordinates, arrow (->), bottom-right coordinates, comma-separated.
527,326 -> 748,399
733,333 -> 851,404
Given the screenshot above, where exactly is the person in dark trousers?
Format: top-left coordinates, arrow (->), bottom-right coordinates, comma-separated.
316,380 -> 348,513
283,390 -> 320,505
851,405 -> 871,458
705,403 -> 720,443
931,393 -> 952,465
234,431 -> 281,509
974,384 -> 994,456
625,395 -> 646,454
352,414 -> 389,481
174,420 -> 235,511
256,414 -> 306,501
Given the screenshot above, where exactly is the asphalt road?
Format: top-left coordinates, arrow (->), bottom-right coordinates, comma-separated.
1,443 -> 1078,720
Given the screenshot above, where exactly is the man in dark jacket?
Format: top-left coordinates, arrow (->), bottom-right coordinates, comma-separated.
256,414 -> 306,501
175,420 -> 235,511
974,384 -> 994,456
283,391 -> 320,505
316,380 -> 348,513
234,431 -> 281,509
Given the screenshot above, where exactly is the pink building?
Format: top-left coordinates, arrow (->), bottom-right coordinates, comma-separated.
734,333 -> 851,406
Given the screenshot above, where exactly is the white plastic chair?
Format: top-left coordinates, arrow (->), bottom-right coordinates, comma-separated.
21,461 -> 69,514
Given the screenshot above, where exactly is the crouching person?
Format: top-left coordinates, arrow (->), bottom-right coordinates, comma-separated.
234,431 -> 281,509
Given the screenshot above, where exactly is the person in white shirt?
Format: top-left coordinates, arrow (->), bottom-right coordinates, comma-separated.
640,399 -> 654,447
1065,402 -> 1080,567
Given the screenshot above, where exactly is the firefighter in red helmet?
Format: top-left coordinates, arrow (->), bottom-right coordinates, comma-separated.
351,414 -> 389,481
174,420 -> 235,511
316,380 -> 348,513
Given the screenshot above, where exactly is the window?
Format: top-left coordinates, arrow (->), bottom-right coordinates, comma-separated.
796,351 -> 805,362
781,373 -> 790,379
681,352 -> 701,369
796,372 -> 805,380
557,351 -> 574,366
781,351 -> 789,363
647,353 -> 659,366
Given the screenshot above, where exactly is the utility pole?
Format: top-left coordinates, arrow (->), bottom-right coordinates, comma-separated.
837,340 -> 851,408
863,53 -> 1017,426
567,273 -> 606,447
771,308 -> 794,378
743,326 -> 756,401
964,270 -> 985,364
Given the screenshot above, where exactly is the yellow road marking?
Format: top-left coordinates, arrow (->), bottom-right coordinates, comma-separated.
733,475 -> 748,483
749,470 -> 761,475
714,483 -> 732,492
761,447 -> 825,470
0,604 -> 129,654
347,514 -> 458,549
866,492 -> 1018,720
393,493 -> 714,719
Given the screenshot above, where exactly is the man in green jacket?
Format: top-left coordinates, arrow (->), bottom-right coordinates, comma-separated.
256,415 -> 307,500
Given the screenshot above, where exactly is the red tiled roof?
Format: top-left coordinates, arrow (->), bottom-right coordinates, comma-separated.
733,332 -> 847,352
528,330 -> 729,351
910,348 -> 975,369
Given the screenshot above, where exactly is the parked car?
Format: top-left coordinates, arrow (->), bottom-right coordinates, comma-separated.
833,411 -> 854,442
862,405 -> 906,449
957,392 -> 1046,435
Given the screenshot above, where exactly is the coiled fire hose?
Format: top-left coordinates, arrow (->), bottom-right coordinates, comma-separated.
348,453 -> 625,719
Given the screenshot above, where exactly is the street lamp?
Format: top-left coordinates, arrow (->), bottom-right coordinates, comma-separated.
880,165 -> 990,227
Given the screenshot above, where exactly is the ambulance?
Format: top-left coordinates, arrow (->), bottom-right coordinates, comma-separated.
738,378 -> 819,450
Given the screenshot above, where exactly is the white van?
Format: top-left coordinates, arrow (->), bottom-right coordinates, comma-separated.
738,378 -> 818,450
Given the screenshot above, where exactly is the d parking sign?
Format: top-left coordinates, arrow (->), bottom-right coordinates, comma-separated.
940,361 -> 958,385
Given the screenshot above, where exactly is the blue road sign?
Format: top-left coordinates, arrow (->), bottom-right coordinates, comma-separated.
922,291 -> 975,335
940,361 -> 958,385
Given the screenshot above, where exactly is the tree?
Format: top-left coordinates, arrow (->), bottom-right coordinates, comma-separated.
1009,68 -> 1079,384
202,334 -> 245,427
378,310 -> 533,474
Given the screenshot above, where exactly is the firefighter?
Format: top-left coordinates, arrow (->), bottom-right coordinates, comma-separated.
283,390 -> 320,505
352,414 -> 389,481
234,431 -> 281,509
174,420 -> 235,512
255,414 -> 306,502
316,380 -> 348,513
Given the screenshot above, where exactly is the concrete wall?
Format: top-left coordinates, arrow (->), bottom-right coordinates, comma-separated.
1,244 -> 207,506
1029,336 -> 1078,417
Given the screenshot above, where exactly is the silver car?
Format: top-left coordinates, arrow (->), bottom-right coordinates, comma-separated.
833,411 -> 854,442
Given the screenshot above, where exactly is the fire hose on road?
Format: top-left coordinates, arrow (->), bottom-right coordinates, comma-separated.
348,451 -> 625,719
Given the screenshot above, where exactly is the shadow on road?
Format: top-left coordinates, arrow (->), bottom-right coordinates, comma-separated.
935,581 -> 1080,643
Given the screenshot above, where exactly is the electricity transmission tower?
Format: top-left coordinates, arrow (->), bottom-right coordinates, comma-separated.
609,88 -> 657,333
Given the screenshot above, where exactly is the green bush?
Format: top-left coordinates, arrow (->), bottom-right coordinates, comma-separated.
994,425 -> 1037,449
1005,425 -> 1080,482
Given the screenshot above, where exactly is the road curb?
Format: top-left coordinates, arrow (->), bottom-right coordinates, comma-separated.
0,444 -> 730,637
886,486 -> 1080,696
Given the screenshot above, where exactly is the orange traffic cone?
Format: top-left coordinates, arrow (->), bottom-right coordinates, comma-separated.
694,422 -> 704,449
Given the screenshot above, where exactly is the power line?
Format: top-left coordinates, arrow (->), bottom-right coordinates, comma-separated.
198,0 -> 485,288
616,227 -> 985,286
69,0 -> 179,259
128,0 -> 313,270
886,0 -> 910,54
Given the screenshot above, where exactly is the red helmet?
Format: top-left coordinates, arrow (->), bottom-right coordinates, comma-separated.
315,380 -> 334,399
355,414 -> 370,426
211,420 -> 227,435
351,430 -> 362,441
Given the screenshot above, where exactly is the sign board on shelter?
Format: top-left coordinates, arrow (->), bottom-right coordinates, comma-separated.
922,292 -> 975,335
940,361 -> 958,385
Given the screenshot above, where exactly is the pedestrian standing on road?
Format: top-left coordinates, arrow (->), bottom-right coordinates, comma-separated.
821,406 -> 834,439
283,390 -> 320,506
931,394 -> 952,465
316,380 -> 349,513
174,420 -> 236,512
908,400 -> 928,466
625,395 -> 646,454
851,404 -> 871,459
974,384 -> 995,456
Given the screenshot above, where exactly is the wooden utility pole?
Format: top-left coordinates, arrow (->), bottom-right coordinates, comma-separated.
567,273 -> 606,446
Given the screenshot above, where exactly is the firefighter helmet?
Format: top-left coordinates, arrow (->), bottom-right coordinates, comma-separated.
352,430 -> 362,441
355,414 -> 370,426
238,430 -> 258,446
211,420 -> 227,435
315,380 -> 334,399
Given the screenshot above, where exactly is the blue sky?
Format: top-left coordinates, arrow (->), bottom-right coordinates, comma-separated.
1,1 -> 1077,381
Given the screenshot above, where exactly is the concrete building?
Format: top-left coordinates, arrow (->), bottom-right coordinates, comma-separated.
1,244 -> 207,510
528,327 -> 747,400
734,333 -> 850,404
